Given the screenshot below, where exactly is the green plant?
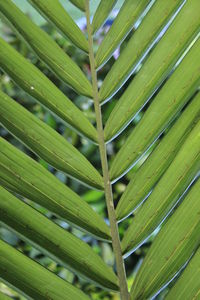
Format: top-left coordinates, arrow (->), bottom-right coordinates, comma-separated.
0,0 -> 199,299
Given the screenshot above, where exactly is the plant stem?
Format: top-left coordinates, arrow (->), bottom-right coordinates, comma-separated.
85,2 -> 130,299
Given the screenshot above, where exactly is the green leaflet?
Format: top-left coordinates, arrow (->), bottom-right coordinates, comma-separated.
0,91 -> 103,190
95,0 -> 147,69
165,247 -> 200,300
0,38 -> 97,142
0,187 -> 118,291
0,240 -> 90,300
0,0 -> 92,95
122,121 -> 200,256
69,0 -> 86,11
92,0 -> 117,34
110,38 -> 200,181
0,291 -> 12,300
28,0 -> 89,52
116,93 -> 200,221
105,0 -> 200,140
100,0 -> 183,102
0,138 -> 110,241
130,179 -> 200,300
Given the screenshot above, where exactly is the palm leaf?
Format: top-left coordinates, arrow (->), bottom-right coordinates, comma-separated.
92,0 -> 117,34
0,91 -> 103,189
0,0 -> 92,96
116,92 -> 200,221
165,247 -> 200,300
104,0 -> 200,137
0,38 -> 97,142
95,0 -> 148,69
0,239 -> 90,300
100,0 -> 184,102
0,1 -> 199,298
110,38 -> 200,181
0,138 -> 110,240
69,0 -> 86,11
122,121 -> 200,255
0,187 -> 118,290
28,0 -> 89,52
0,291 -> 12,300
130,178 -> 200,299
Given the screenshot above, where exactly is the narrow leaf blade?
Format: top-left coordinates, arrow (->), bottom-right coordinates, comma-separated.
110,38 -> 200,181
165,247 -> 200,300
69,0 -> 86,11
105,0 -> 200,140
0,91 -> 103,190
130,179 -> 200,300
122,121 -> 200,256
0,38 -> 97,142
92,0 -> 117,34
100,0 -> 183,102
0,291 -> 11,300
116,93 -> 200,221
0,187 -> 118,290
28,0 -> 89,52
95,0 -> 148,69
0,240 -> 90,300
0,138 -> 111,240
0,0 -> 92,95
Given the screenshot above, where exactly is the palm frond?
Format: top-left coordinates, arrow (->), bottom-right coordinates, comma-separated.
0,1 -> 199,298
